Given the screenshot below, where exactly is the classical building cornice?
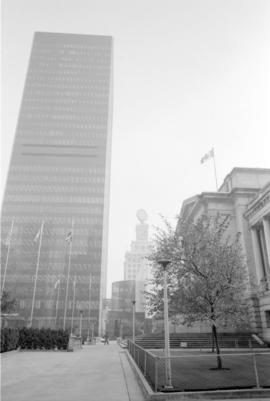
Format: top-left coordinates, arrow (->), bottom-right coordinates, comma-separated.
179,188 -> 260,222
244,182 -> 270,221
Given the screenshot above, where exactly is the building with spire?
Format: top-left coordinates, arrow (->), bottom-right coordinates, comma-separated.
124,209 -> 152,282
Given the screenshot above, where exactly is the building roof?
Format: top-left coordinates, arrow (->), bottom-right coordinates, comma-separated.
179,167 -> 270,221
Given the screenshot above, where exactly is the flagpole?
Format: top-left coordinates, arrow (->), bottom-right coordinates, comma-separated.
71,276 -> 76,334
1,219 -> 14,294
63,219 -> 74,330
212,150 -> 218,190
87,273 -> 92,341
55,275 -> 61,328
29,221 -> 44,327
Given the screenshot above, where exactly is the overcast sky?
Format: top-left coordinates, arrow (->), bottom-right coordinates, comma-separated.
1,0 -> 270,297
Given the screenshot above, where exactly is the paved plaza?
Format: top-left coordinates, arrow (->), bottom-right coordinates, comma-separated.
2,342 -> 269,401
1,341 -> 145,401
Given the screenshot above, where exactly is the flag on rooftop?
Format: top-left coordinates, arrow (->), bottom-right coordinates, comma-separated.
200,148 -> 214,164
65,231 -> 72,243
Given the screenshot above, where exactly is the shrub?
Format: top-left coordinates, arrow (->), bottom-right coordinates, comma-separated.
55,329 -> 69,350
0,328 -> 19,352
18,328 -> 69,350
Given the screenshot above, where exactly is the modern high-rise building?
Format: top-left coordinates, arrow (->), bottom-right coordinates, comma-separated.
1,32 -> 113,335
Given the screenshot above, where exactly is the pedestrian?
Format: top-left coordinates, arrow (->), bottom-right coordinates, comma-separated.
104,333 -> 109,345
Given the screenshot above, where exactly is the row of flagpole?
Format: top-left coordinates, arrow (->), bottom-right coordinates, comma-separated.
1,218 -> 93,333
1,219 -> 14,294
29,220 -> 45,327
63,219 -> 74,330
2,147 -> 217,329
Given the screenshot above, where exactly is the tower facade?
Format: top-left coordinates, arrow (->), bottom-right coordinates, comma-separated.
124,209 -> 152,282
1,32 -> 113,335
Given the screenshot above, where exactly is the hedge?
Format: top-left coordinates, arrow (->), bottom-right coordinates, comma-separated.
18,328 -> 69,350
0,327 -> 69,352
1,328 -> 19,352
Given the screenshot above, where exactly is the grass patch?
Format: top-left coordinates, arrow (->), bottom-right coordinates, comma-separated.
150,349 -> 270,391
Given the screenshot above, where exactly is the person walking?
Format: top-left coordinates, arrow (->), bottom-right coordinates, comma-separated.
104,333 -> 109,345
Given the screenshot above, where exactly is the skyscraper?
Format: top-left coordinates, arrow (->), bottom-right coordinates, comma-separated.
1,32 -> 113,335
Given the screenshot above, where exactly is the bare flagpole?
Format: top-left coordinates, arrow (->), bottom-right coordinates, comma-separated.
63,219 -> 74,330
87,273 -> 92,341
55,275 -> 61,328
29,220 -> 44,327
212,148 -> 219,190
1,219 -> 14,294
71,276 -> 77,334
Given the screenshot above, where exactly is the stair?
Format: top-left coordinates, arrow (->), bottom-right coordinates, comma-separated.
135,332 -> 267,349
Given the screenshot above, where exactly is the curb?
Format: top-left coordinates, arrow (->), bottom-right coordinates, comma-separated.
125,350 -> 270,401
0,349 -> 21,357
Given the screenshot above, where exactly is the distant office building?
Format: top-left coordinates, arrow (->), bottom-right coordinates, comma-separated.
1,32 -> 113,335
124,209 -> 152,282
107,280 -> 145,337
178,167 -> 270,340
111,280 -> 145,313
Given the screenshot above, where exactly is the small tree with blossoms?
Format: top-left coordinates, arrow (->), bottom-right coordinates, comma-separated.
148,214 -> 250,369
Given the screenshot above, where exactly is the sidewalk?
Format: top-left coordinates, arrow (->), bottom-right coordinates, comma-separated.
1,341 -> 145,401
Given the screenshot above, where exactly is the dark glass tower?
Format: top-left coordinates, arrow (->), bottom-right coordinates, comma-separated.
1,32 -> 113,335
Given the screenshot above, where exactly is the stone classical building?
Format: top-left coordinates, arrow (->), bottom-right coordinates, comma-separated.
179,167 -> 270,341
244,181 -> 270,340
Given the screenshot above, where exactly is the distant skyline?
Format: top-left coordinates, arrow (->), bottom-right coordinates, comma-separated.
2,0 -> 270,297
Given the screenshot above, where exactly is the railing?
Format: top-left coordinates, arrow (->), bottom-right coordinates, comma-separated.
127,340 -> 270,392
128,340 -> 160,391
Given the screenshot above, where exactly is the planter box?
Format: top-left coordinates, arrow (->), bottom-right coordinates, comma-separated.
67,335 -> 82,352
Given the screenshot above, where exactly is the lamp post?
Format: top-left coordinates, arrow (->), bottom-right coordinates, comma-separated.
158,258 -> 173,389
71,276 -> 76,335
119,319 -> 123,339
131,300 -> 136,343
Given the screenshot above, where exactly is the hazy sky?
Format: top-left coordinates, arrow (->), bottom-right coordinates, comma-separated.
1,0 -> 270,297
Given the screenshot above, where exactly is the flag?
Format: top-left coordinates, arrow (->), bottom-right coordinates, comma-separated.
54,277 -> 60,289
200,148 -> 214,164
34,223 -> 43,243
5,225 -> 13,247
65,231 -> 72,243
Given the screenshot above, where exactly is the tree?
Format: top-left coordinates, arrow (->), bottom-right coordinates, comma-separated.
148,214 -> 250,369
1,291 -> 17,314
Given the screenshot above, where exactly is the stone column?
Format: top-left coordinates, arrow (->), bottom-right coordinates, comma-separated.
262,218 -> 270,272
250,227 -> 264,284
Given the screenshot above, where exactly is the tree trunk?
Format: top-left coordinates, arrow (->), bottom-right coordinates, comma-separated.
211,325 -> 215,353
212,324 -> 223,369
